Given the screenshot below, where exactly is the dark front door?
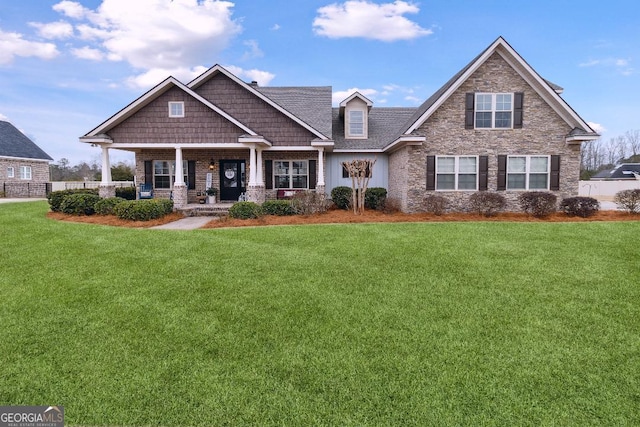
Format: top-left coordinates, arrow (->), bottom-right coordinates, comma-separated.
219,160 -> 246,201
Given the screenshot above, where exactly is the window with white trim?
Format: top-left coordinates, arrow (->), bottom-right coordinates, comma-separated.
274,160 -> 308,189
348,110 -> 365,137
19,166 -> 31,180
7,166 -> 14,178
168,102 -> 184,118
436,156 -> 477,190
153,160 -> 187,189
507,155 -> 549,190
476,93 -> 512,128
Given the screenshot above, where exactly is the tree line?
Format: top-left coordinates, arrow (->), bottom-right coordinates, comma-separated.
581,130 -> 640,180
50,158 -> 135,182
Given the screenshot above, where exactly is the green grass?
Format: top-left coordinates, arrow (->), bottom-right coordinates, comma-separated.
1,201 -> 639,426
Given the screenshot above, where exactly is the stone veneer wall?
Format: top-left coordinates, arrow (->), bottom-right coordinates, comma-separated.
403,52 -> 581,213
0,158 -> 50,197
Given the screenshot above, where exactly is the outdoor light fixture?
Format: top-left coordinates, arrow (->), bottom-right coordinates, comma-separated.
209,159 -> 216,170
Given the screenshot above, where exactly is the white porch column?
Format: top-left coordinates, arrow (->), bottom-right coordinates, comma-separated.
172,147 -> 187,208
248,145 -> 257,186
99,145 -> 116,198
256,148 -> 263,185
317,148 -> 325,186
101,146 -> 112,184
174,147 -> 184,185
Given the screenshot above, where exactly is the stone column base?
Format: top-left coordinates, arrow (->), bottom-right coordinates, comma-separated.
99,184 -> 116,199
246,185 -> 265,203
172,185 -> 188,208
315,185 -> 326,196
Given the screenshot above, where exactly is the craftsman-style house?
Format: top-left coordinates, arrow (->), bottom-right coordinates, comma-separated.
80,37 -> 598,212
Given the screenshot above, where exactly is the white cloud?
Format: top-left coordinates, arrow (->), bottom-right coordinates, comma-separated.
271,24 -> 281,31
29,21 -> 74,39
404,95 -> 421,104
53,1 -> 93,19
588,122 -> 606,134
313,0 -> 432,41
125,65 -> 209,89
242,40 -> 264,61
0,29 -> 59,65
224,65 -> 275,86
332,87 -> 377,104
47,0 -> 242,85
71,46 -> 105,61
579,57 -> 633,75
0,113 -> 9,121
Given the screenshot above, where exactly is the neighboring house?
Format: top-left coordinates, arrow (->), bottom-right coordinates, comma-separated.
80,37 -> 598,211
0,120 -> 53,197
591,164 -> 640,180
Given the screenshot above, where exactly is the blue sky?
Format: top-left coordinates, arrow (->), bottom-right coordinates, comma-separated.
0,0 -> 638,164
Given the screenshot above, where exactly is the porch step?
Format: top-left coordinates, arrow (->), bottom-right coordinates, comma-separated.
178,203 -> 233,217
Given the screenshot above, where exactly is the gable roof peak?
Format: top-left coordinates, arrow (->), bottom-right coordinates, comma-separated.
339,91 -> 373,108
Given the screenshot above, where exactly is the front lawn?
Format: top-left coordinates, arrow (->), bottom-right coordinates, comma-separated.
1,201 -> 638,426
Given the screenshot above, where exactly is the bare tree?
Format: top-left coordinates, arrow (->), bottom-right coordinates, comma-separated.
625,130 -> 640,158
341,158 -> 376,214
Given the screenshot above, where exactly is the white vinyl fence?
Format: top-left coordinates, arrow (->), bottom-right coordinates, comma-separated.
579,180 -> 640,201
51,181 -> 134,192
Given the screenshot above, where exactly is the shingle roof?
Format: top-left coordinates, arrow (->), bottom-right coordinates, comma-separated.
0,121 -> 52,160
256,86 -> 333,138
592,163 -> 640,180
332,108 -> 417,150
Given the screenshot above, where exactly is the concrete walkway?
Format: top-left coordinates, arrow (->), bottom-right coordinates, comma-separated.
150,216 -> 215,230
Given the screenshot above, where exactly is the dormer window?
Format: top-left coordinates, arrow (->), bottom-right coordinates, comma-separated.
340,91 -> 372,139
348,110 -> 365,137
168,102 -> 184,118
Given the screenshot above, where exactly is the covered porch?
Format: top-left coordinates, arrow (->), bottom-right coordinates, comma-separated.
89,139 -> 331,208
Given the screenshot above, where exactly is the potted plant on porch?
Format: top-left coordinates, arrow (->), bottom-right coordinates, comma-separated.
206,187 -> 218,204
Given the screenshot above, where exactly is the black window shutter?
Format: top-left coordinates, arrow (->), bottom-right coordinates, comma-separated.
479,156 -> 488,191
514,92 -> 524,129
309,159 -> 317,189
497,155 -> 507,191
550,155 -> 560,191
265,160 -> 273,189
144,160 -> 153,185
187,160 -> 195,190
465,93 -> 475,129
426,155 -> 436,190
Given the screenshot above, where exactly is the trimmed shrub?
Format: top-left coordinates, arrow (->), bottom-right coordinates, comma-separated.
365,187 -> 387,210
229,201 -> 262,219
290,191 -> 327,215
560,197 -> 600,218
519,191 -> 557,218
113,199 -> 171,221
115,186 -> 136,200
469,192 -> 507,217
94,197 -> 126,215
424,194 -> 448,215
331,186 -> 352,210
156,198 -> 174,215
59,193 -> 101,216
262,200 -> 295,216
614,189 -> 640,213
47,188 -> 98,212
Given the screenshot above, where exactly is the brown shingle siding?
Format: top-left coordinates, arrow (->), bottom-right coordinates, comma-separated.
195,74 -> 318,146
108,87 -> 244,144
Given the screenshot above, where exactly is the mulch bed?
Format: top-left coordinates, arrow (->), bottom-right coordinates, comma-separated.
47,209 -> 639,229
